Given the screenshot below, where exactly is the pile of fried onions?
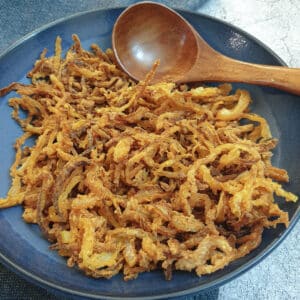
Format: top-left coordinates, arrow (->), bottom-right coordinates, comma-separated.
0,35 -> 297,280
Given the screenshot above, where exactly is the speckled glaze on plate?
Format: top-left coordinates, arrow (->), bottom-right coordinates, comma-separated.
0,7 -> 299,300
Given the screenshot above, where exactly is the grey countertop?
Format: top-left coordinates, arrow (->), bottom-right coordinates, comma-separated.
0,1 -> 299,299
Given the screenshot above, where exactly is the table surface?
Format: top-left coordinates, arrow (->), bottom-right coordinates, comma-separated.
0,1 -> 299,299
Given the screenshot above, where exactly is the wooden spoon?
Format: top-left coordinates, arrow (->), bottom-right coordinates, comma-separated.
112,2 -> 300,95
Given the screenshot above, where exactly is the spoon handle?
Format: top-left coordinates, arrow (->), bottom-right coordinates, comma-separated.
195,54 -> 300,95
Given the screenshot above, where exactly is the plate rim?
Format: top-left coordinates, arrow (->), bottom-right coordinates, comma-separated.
0,5 -> 299,300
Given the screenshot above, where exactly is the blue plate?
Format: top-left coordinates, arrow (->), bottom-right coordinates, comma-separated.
0,7 -> 299,300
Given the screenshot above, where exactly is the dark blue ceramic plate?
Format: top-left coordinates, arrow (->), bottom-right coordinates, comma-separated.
0,7 -> 299,300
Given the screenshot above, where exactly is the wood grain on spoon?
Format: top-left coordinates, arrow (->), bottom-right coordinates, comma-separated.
112,2 -> 300,95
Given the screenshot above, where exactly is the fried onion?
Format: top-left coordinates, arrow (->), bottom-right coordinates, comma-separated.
0,35 -> 297,280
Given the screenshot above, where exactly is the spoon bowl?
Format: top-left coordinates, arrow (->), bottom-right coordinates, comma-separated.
113,2 -> 300,95
112,2 -> 198,82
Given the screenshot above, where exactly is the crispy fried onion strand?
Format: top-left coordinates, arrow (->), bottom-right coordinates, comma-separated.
0,35 -> 297,281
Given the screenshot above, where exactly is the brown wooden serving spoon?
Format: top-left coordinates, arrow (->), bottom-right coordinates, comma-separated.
112,2 -> 300,95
